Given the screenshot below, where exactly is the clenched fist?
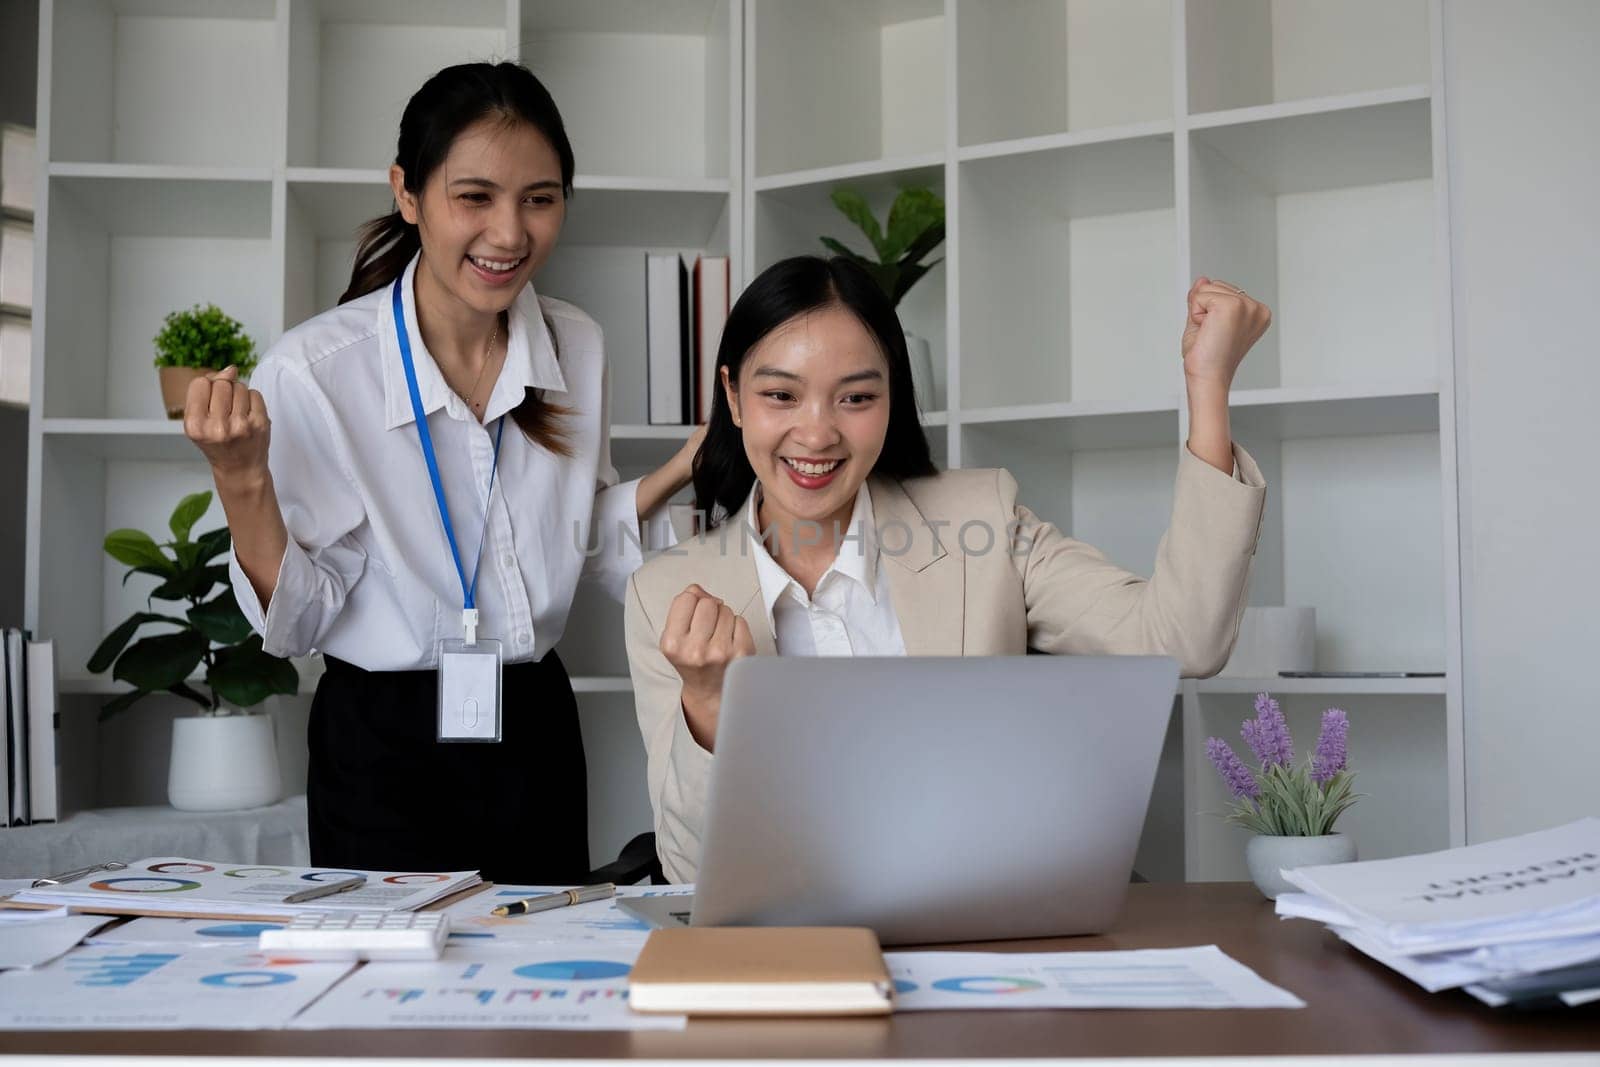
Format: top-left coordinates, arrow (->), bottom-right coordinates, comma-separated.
660,583 -> 756,752
1180,276 -> 1272,390
183,365 -> 270,482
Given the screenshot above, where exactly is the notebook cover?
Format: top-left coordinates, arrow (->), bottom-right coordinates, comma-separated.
628,926 -> 892,1016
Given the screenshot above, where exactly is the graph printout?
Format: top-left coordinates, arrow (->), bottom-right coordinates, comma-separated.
0,949 -> 354,1030
885,946 -> 1305,1010
290,946 -> 684,1031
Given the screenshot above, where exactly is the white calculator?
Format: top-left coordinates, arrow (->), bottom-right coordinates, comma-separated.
259,910 -> 450,961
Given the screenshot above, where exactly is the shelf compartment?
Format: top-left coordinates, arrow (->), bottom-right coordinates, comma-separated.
753,163 -> 947,411
959,402 -> 1180,451
283,176 -> 396,328
538,196 -> 733,428
1189,97 -> 1435,392
37,434 -> 220,682
40,419 -> 199,461
1185,0 -> 1430,115
1185,691 -> 1448,882
957,0 -> 1172,147
1243,430 -> 1446,675
1227,382 -> 1440,441
287,0 -> 510,170
753,0 -> 945,177
49,0 -> 278,168
43,174 -> 276,420
960,424 -> 1183,581
520,0 -> 734,180
959,134 -> 1176,411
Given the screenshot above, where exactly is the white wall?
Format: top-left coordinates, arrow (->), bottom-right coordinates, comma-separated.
1445,0 -> 1600,840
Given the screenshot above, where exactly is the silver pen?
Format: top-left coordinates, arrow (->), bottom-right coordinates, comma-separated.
282,874 -> 367,904
491,883 -> 615,917
32,861 -> 127,888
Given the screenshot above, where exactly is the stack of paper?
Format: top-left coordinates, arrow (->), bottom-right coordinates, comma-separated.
6,857 -> 481,920
1275,818 -> 1600,1008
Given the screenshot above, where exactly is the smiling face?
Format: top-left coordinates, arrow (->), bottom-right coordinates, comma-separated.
391,115 -> 566,319
723,305 -> 892,539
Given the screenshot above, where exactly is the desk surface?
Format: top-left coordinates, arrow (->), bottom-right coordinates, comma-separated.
2,883 -> 1596,1060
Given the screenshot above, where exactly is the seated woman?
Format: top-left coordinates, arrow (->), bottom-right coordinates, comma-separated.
625,255 -> 1270,882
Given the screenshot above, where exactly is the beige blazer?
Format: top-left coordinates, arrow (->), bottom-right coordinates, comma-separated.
624,445 -> 1267,882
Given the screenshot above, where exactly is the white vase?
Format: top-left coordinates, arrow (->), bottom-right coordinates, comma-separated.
902,330 -> 936,412
168,711 -> 282,812
1219,606 -> 1316,677
1245,832 -> 1357,900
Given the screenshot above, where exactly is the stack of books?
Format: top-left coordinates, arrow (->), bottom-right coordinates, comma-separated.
2,629 -> 57,828
646,253 -> 729,425
1276,818 -> 1600,1009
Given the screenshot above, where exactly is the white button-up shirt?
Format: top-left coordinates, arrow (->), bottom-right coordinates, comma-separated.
745,482 -> 908,657
231,253 -> 668,670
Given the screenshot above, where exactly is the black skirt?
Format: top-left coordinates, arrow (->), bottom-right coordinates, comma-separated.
306,651 -> 590,884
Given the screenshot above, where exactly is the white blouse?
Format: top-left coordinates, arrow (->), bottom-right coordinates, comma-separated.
745,482 -> 908,657
230,253 -> 670,671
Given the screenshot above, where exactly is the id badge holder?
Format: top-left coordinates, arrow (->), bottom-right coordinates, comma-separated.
438,610 -> 503,743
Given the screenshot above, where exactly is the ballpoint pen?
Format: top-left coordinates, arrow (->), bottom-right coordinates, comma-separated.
31,861 -> 127,888
491,883 -> 615,917
282,875 -> 367,904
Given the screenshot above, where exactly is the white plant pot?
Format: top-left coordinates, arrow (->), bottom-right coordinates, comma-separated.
1245,832 -> 1357,900
168,711 -> 282,812
903,330 -> 936,412
1220,606 -> 1316,677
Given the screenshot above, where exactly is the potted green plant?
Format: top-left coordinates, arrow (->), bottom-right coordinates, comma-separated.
153,303 -> 257,419
821,187 -> 945,410
89,490 -> 297,811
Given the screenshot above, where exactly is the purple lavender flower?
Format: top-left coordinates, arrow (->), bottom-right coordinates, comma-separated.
1241,692 -> 1294,768
1312,708 -> 1350,785
1207,737 -> 1261,800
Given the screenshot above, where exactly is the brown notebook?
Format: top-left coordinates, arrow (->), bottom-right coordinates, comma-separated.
628,926 -> 893,1016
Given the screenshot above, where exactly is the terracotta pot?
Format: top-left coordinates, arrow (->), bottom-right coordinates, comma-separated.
158,366 -> 209,419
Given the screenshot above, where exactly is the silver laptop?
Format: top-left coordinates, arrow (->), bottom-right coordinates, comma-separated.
620,655 -> 1177,945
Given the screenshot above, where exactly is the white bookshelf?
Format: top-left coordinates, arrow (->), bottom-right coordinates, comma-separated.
25,0 -> 741,867
742,0 -> 1461,883
26,0 -> 1462,880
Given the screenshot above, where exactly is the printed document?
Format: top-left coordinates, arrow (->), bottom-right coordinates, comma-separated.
1281,818 -> 1600,951
885,946 -> 1304,1010
290,945 -> 683,1031
9,857 -> 481,918
0,948 -> 353,1030
439,884 -> 694,950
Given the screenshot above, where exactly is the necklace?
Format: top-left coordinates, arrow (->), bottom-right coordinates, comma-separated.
456,315 -> 502,416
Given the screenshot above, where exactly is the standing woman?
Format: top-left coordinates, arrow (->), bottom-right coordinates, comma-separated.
183,62 -> 696,883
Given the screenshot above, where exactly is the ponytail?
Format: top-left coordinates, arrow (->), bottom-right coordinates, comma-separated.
339,211 -> 419,306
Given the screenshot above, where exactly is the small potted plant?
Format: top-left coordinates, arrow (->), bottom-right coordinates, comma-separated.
1206,693 -> 1362,899
821,186 -> 945,409
153,303 -> 257,419
89,490 -> 298,811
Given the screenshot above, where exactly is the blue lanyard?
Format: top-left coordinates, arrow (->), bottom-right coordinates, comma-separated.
392,276 -> 506,614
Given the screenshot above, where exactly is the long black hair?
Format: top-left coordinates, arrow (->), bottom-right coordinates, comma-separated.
340,61 -> 576,454
693,256 -> 938,526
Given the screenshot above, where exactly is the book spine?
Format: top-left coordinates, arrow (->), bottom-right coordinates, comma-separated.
677,255 -> 692,425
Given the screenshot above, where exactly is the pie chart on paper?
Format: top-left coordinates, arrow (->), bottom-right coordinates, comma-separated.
513,960 -> 631,982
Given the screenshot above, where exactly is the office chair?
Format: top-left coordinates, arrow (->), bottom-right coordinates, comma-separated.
586,831 -> 664,885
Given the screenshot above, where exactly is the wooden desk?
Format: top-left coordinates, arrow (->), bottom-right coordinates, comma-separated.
1,884 -> 1596,1060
